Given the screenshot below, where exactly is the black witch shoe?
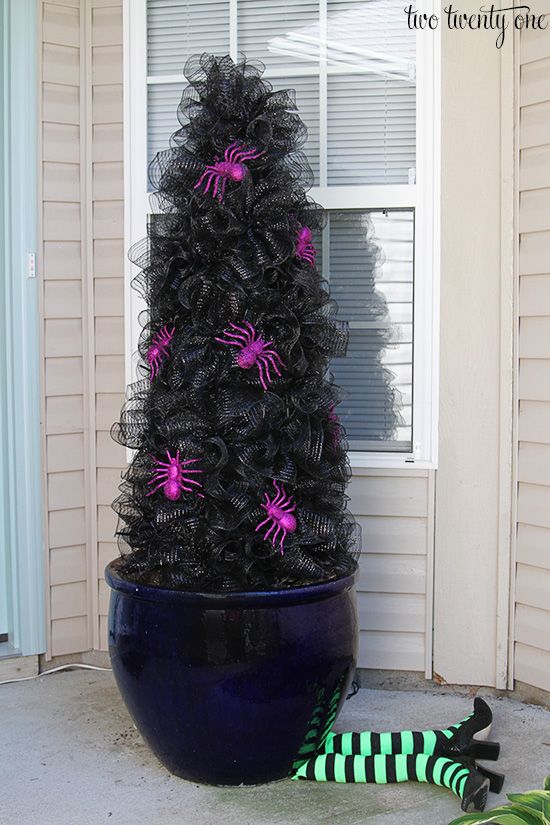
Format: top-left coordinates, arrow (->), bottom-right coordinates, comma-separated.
459,757 -> 506,812
438,698 -> 500,760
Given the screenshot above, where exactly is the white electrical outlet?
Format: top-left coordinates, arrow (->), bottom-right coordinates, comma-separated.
26,252 -> 36,278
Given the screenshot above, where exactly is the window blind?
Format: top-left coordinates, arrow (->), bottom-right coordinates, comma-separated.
328,210 -> 413,451
145,0 -> 417,454
327,73 -> 416,185
147,0 -> 230,76
238,0 -> 319,73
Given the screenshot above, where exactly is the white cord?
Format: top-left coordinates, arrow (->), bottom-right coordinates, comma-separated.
0,662 -> 112,686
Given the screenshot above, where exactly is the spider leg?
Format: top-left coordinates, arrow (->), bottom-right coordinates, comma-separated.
260,355 -> 273,385
230,144 -> 245,162
193,172 -> 206,190
224,327 -> 250,342
147,472 -> 168,485
218,177 -> 227,202
200,171 -> 216,194
243,321 -> 257,339
212,175 -> 220,200
229,322 -> 252,341
214,336 -> 243,348
239,148 -> 264,162
263,521 -> 277,542
203,172 -> 218,195
272,525 -> 283,547
262,353 -> 282,378
181,457 -> 201,465
272,481 -> 284,503
271,491 -> 284,507
181,476 -> 203,487
255,516 -> 271,532
226,142 -> 240,163
221,332 -> 248,345
194,169 -> 212,190
256,360 -> 268,390
181,479 -> 203,491
280,502 -> 296,512
263,347 -> 284,365
146,480 -> 166,496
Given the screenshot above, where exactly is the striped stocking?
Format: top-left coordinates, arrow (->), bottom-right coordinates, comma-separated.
292,753 -> 493,812
323,698 -> 496,759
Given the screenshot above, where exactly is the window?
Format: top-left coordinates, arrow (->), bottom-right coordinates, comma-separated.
124,0 -> 440,467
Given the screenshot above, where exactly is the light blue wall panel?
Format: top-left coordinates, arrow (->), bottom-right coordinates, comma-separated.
0,0 -> 45,656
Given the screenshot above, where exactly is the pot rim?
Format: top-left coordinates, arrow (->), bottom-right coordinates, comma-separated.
105,557 -> 357,607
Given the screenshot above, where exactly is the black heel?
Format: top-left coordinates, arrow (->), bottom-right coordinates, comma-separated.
461,773 -> 490,812
466,740 -> 500,760
477,764 -> 505,794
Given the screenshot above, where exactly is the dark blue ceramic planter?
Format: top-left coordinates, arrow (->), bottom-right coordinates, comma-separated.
105,560 -> 358,786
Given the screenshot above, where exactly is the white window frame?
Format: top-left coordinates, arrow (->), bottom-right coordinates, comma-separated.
123,0 -> 441,470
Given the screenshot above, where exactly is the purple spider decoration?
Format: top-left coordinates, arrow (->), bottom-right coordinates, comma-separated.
146,449 -> 203,501
147,324 -> 175,380
255,480 -> 297,554
194,141 -> 264,202
215,321 -> 284,390
295,225 -> 316,266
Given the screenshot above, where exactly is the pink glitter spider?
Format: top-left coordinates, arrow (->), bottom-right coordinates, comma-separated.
255,480 -> 297,554
146,449 -> 204,502
295,225 -> 316,266
214,321 -> 284,390
194,141 -> 264,202
147,324 -> 175,380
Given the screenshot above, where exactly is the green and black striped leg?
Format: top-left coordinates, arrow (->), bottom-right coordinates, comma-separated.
291,675 -> 346,773
292,753 -> 504,813
323,698 -> 499,760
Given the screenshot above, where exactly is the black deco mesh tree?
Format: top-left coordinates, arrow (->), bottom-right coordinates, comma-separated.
112,54 -> 395,591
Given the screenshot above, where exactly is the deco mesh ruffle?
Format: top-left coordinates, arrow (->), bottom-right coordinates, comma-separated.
112,53 -> 368,591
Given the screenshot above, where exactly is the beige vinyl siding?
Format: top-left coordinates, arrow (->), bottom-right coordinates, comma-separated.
514,19 -> 550,693
40,0 -> 125,657
91,0 -> 125,651
40,0 -> 88,657
352,470 -> 433,673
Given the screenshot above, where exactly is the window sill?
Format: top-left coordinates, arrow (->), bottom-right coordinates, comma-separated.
348,451 -> 437,472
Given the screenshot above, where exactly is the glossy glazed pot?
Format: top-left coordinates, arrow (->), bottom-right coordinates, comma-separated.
105,559 -> 358,786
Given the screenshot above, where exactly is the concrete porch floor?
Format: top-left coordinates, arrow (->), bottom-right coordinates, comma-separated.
1,671 -> 549,825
